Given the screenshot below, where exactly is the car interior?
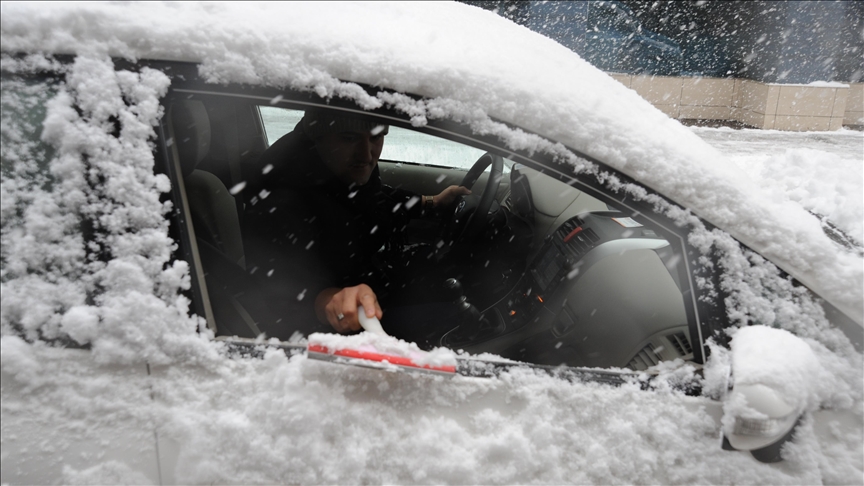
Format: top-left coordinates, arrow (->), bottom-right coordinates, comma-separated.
164,91 -> 698,372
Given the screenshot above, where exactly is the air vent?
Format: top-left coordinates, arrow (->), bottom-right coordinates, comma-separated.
627,343 -> 661,371
558,227 -> 599,261
669,331 -> 693,357
556,217 -> 584,238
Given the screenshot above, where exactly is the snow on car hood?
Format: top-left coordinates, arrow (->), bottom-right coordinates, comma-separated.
1,1 -> 861,324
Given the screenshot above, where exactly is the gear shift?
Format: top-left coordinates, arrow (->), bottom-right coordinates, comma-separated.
443,278 -> 484,339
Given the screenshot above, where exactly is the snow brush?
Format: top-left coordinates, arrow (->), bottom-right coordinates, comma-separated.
220,312 -> 631,385
306,306 -> 458,376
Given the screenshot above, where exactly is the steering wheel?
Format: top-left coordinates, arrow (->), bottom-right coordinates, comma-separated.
447,152 -> 504,245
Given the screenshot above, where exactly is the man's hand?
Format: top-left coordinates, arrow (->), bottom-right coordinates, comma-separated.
433,185 -> 471,208
314,284 -> 383,333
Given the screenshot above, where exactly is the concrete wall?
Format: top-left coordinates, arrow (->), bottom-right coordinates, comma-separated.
845,83 -> 864,127
610,73 -> 863,131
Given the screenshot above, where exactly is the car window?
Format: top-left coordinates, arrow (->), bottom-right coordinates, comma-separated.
260,106 -> 508,172
260,106 -> 304,145
1,73 -> 66,342
0,72 -> 59,188
167,92 -> 696,373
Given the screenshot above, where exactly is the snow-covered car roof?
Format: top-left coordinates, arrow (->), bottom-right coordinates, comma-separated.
1,0 -> 860,324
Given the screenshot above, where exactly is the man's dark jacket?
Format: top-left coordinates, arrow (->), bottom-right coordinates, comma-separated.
242,127 -> 423,339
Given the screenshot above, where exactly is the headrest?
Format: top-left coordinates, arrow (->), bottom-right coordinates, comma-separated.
171,100 -> 211,176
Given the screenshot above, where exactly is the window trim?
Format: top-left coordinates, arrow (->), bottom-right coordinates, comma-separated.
157,107 -> 218,332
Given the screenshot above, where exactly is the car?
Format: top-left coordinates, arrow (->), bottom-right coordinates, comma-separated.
1,2 -> 861,484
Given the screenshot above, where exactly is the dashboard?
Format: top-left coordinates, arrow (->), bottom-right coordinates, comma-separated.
445,166 -> 695,371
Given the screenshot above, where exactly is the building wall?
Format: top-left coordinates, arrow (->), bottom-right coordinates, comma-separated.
610,73 -> 863,131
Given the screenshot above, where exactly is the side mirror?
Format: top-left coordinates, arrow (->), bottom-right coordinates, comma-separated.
719,326 -> 818,463
721,384 -> 801,462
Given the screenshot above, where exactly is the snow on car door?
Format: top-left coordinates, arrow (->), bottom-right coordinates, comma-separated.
1,63 -> 164,485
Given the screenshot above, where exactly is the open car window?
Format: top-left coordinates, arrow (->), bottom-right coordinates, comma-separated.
163,88 -> 702,374
260,106 -> 510,173
259,106 -> 303,145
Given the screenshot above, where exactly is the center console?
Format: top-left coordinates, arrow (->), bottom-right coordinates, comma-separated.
442,211 -> 690,370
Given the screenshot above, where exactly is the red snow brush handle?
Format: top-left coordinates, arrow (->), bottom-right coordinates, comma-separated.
307,344 -> 457,374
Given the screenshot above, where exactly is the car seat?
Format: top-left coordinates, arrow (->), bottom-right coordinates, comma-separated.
170,100 -> 281,338
171,100 -> 246,269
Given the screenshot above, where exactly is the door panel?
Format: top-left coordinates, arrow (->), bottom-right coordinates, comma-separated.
0,349 -> 160,485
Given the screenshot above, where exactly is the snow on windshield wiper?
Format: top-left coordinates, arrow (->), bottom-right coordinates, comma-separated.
810,210 -> 863,256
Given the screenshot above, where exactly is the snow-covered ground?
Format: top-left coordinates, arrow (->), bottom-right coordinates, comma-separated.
692,126 -> 863,162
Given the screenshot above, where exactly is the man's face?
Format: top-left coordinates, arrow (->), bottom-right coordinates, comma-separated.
315,129 -> 385,186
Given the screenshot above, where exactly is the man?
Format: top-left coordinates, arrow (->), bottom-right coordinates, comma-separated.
243,109 -> 469,339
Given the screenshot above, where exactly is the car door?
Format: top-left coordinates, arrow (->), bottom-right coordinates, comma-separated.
1,63 -> 163,485
155,65 -> 864,468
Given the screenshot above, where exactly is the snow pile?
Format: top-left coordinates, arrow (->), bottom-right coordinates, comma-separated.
145,347 -> 851,485
3,334 -> 860,485
1,55 -> 214,364
0,1 -> 861,321
308,331 -> 458,369
728,326 -> 839,412
806,81 -> 850,88
745,148 -> 861,244
691,127 -> 863,246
